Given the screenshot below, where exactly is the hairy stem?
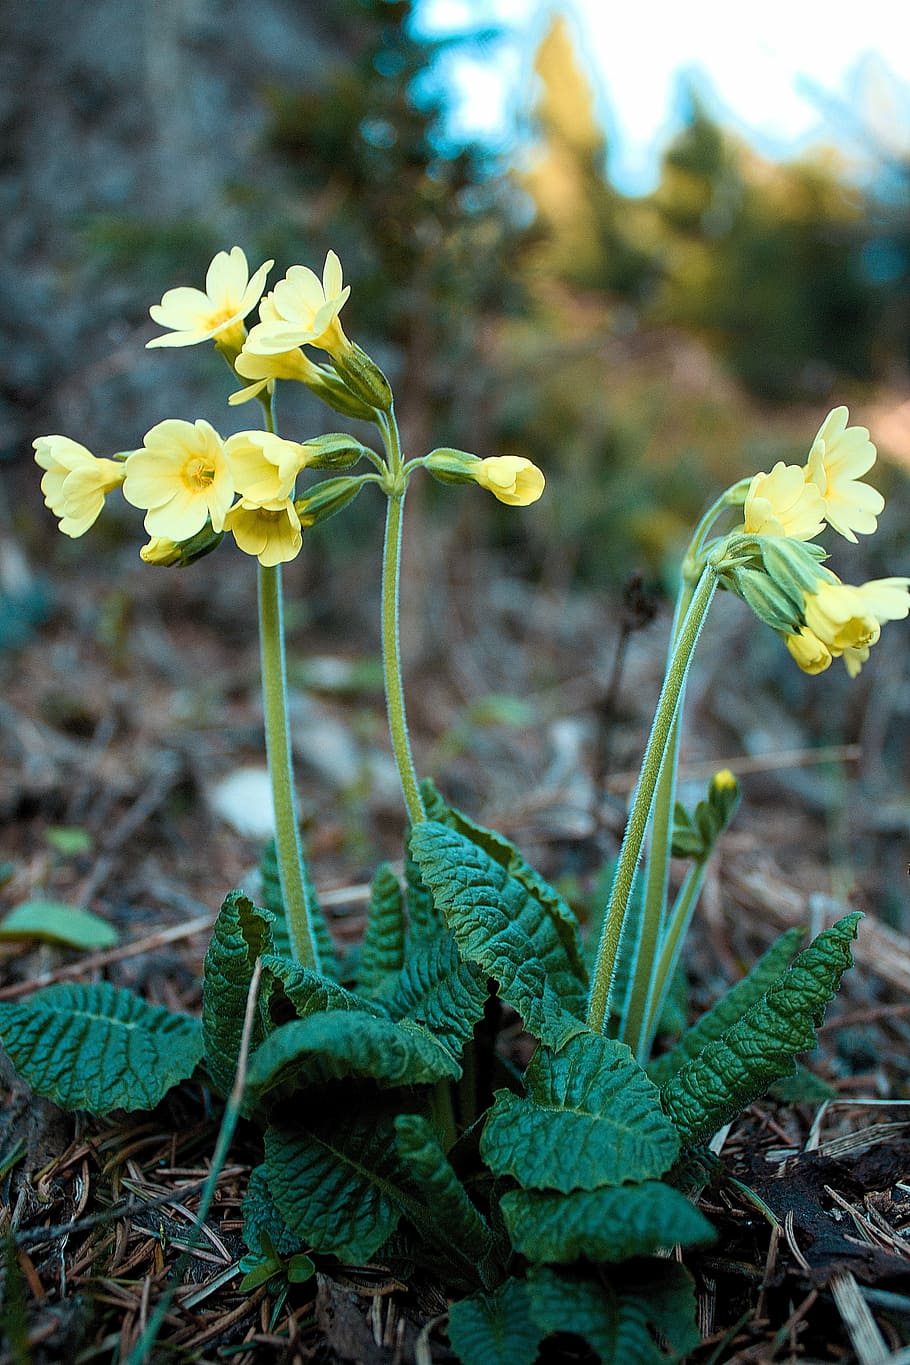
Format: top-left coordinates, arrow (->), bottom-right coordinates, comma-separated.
379,408 -> 425,825
587,564 -> 717,1035
258,562 -> 319,967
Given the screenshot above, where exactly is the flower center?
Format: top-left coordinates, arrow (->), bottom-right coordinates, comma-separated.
184,458 -> 215,492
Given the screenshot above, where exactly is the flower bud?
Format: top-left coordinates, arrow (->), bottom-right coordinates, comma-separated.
294,476 -> 365,529
330,341 -> 394,414
302,433 -> 378,471
139,525 -> 224,567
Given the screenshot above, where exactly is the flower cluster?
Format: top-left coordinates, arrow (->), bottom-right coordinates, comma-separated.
33,247 -> 547,565
722,407 -> 906,675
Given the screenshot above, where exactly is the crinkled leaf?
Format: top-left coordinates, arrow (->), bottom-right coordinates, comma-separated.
259,838 -> 338,979
647,926 -> 805,1087
390,932 -> 489,1057
259,953 -> 387,1032
0,900 -> 118,950
357,863 -> 405,999
265,1115 -> 424,1263
241,1164 -> 302,1258
527,1262 -> 701,1363
502,1183 -> 715,1263
202,890 -> 273,1094
0,982 -> 202,1114
394,1115 -> 494,1285
404,840 -> 443,941
409,820 -> 586,1045
247,1011 -> 459,1099
421,780 -> 587,985
481,1031 -> 678,1192
447,1279 -> 541,1365
662,913 -> 860,1147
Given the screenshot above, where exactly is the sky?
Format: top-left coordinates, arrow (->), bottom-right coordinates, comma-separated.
412,0 -> 910,193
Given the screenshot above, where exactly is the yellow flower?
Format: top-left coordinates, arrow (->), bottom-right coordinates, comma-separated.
474,456 -> 546,506
147,247 -> 273,351
243,251 -> 351,357
743,462 -> 825,540
804,405 -> 885,543
123,419 -> 234,539
225,431 -> 309,502
224,497 -> 302,566
785,627 -> 833,675
33,435 -> 126,537
801,577 -> 910,675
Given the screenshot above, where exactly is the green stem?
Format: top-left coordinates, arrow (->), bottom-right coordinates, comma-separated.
619,578 -> 694,1052
258,562 -> 319,967
382,491 -> 425,824
377,407 -> 425,826
587,564 -> 717,1034
640,857 -> 708,1058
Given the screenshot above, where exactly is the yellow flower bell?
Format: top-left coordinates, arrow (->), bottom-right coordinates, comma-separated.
147,247 -> 273,353
33,435 -> 126,538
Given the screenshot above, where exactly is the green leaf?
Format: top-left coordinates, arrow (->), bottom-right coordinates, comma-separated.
241,1164 -> 302,1259
502,1183 -> 715,1263
259,838 -> 339,979
661,913 -> 861,1147
265,1114 -> 424,1263
390,933 -> 489,1056
0,982 -> 203,1114
404,841 -> 443,940
394,1115 -> 494,1284
447,1279 -> 542,1365
357,863 -> 405,999
408,821 -> 586,1046
647,926 -> 806,1086
480,1031 -> 678,1192
421,780 -> 587,985
527,1262 -> 701,1363
0,900 -> 118,950
45,826 -> 93,856
259,953 -> 387,1031
246,1011 -> 460,1100
202,890 -> 274,1095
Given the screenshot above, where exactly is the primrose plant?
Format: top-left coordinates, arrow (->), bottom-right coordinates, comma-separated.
3,245 -> 906,1363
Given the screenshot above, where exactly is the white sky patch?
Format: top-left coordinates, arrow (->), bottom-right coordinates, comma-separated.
413,0 -> 910,191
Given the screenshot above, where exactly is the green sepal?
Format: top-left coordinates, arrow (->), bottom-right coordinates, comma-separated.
331,340 -> 393,413
661,913 -> 860,1147
302,432 -> 377,471
0,982 -> 203,1115
295,475 -> 365,531
447,1279 -> 541,1365
408,820 -> 586,1046
202,890 -> 274,1095
259,840 -> 338,979
729,566 -> 802,633
526,1262 -> 701,1364
646,925 -> 806,1086
760,535 -> 833,596
480,1031 -> 678,1193
502,1183 -> 715,1263
246,1011 -> 460,1101
390,932 -> 489,1058
357,863 -> 405,1000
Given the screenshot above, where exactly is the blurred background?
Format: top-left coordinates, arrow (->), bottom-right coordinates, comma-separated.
1,0 -> 908,948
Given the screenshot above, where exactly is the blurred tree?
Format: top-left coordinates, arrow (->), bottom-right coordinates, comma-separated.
260,0 -> 526,454
521,15 -> 657,299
